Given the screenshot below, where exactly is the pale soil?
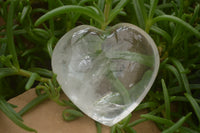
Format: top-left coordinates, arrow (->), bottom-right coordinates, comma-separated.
0,89 -> 160,133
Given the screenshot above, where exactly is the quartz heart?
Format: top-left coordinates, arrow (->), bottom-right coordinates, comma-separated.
52,23 -> 159,126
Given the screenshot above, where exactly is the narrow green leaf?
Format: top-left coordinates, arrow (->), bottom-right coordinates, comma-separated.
62,109 -> 84,121
12,29 -> 27,35
90,4 -> 104,24
3,101 -> 23,121
107,51 -> 154,67
148,0 -> 158,19
132,0 -> 146,29
21,48 -> 39,57
62,100 -> 78,109
129,70 -> 153,95
161,79 -> 171,119
47,36 -> 56,58
28,67 -> 53,78
168,84 -> 200,95
107,70 -> 131,103
20,5 -> 31,24
47,0 -> 55,36
138,0 -> 148,22
25,30 -> 47,45
118,114 -> 132,128
172,23 -> 183,45
145,4 -> 165,16
107,8 -> 122,25
116,128 -> 122,133
18,94 -> 48,116
56,0 -> 64,6
0,96 -> 37,133
180,127 -> 200,133
164,64 -> 183,90
172,96 -> 200,104
152,15 -> 200,39
125,127 -> 137,133
185,93 -> 200,123
157,3 -> 173,9
0,42 -> 7,56
97,0 -> 105,11
108,0 -> 129,24
25,73 -> 40,90
32,28 -> 50,40
159,58 -> 169,69
32,8 -> 47,14
0,68 -> 18,78
96,122 -> 102,133
128,118 -> 147,127
170,58 -> 191,95
149,105 -> 165,115
18,69 -> 50,83
0,55 -> 13,67
78,0 -> 95,6
6,1 -> 19,68
34,5 -> 104,26
111,125 -> 116,133
141,114 -> 174,126
189,4 -> 200,25
135,102 -> 158,111
162,112 -> 192,133
150,25 -> 172,43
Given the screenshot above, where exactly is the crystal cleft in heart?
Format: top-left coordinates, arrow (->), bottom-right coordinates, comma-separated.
52,23 -> 160,126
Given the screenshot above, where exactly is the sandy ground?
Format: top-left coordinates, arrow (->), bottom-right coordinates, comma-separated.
0,89 -> 160,133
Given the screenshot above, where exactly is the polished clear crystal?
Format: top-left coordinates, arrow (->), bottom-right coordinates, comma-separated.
52,23 -> 159,126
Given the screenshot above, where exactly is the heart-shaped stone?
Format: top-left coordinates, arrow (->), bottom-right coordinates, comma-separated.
52,23 -> 159,126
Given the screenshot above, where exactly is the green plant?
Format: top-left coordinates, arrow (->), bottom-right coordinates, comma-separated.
0,0 -> 200,132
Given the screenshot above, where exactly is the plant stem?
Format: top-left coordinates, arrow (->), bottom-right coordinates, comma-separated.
145,19 -> 152,33
6,1 -> 20,69
101,0 -> 112,30
18,69 -> 50,83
